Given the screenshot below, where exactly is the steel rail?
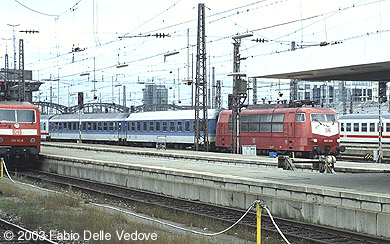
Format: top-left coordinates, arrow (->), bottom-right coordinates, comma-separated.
16,170 -> 390,244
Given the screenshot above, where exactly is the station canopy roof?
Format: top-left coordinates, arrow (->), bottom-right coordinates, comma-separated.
247,35 -> 390,82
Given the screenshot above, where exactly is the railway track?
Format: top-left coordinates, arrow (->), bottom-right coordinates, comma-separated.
16,170 -> 390,244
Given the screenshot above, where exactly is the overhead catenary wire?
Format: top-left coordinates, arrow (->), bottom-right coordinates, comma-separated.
13,0 -> 83,18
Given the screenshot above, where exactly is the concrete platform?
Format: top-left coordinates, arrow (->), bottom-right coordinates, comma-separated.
39,143 -> 390,239
42,142 -> 390,173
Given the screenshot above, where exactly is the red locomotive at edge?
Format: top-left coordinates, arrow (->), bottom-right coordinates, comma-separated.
0,101 -> 41,164
216,106 -> 345,157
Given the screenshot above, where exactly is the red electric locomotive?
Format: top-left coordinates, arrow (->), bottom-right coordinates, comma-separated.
216,105 -> 345,157
0,101 -> 41,164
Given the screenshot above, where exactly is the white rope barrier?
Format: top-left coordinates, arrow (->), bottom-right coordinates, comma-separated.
263,205 -> 291,244
1,158 -> 292,243
91,201 -> 257,236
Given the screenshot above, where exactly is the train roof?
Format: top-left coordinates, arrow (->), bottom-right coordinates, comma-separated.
49,113 -> 129,122
221,107 -> 335,114
338,113 -> 390,120
126,109 -> 222,121
0,101 -> 37,109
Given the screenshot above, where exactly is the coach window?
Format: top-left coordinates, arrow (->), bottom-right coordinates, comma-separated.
240,115 -> 248,133
177,121 -> 182,132
87,122 -> 92,131
296,113 -> 305,122
370,123 -> 375,132
259,114 -> 272,132
59,122 -> 63,130
170,121 -> 175,132
240,123 -> 249,132
155,121 -> 160,132
143,122 -> 147,131
185,121 -> 190,132
150,122 -> 154,131
102,122 -> 107,131
162,121 -> 168,132
386,123 -> 390,132
136,122 -> 140,131
272,114 -> 284,133
346,123 -> 351,132
361,123 -> 367,132
93,122 -> 97,131
353,123 -> 359,132
107,122 -> 113,131
131,122 -> 136,131
248,114 -> 259,132
340,123 -> 344,132
82,122 -> 86,131
97,122 -> 102,131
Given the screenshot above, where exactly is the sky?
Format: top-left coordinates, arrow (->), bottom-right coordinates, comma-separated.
1,0 -> 390,108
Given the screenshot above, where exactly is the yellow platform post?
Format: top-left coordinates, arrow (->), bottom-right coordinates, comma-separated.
1,158 -> 4,179
257,201 -> 261,244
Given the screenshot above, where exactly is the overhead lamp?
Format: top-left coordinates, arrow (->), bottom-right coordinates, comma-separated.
116,63 -> 128,68
227,72 -> 247,77
164,51 -> 179,62
80,72 -> 90,76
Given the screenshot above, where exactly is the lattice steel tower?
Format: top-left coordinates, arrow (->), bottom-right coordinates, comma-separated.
194,3 -> 208,151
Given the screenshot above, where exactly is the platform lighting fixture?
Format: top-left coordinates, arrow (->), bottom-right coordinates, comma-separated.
163,51 -> 179,62
116,64 -> 128,68
232,33 -> 253,40
80,72 -> 90,76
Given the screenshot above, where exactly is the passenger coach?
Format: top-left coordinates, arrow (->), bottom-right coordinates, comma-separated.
124,109 -> 221,148
339,113 -> 390,143
47,109 -> 221,148
216,106 -> 344,157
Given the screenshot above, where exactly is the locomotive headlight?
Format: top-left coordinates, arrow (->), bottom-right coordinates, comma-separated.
30,138 -> 36,143
337,139 -> 340,143
0,137 -> 3,143
312,138 -> 318,143
14,123 -> 20,128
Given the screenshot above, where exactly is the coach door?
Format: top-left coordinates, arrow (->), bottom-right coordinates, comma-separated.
287,112 -> 295,149
118,121 -> 126,143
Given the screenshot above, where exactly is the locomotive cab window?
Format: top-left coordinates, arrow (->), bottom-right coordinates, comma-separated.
17,110 -> 35,123
296,113 -> 305,122
311,113 -> 336,122
0,109 -> 35,123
